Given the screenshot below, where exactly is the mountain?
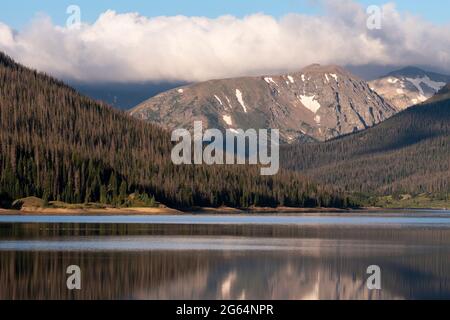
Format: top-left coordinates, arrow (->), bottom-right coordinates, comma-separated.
426,83 -> 450,104
129,65 -> 396,143
0,52 -> 350,209
70,81 -> 186,110
281,95 -> 450,196
440,83 -> 450,94
442,83 -> 450,92
369,67 -> 450,110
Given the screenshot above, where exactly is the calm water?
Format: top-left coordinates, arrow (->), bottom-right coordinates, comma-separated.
1,212 -> 450,300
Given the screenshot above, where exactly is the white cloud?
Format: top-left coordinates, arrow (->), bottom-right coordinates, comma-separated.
0,0 -> 449,83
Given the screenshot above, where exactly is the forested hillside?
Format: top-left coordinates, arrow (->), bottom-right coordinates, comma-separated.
0,52 -> 350,209
281,97 -> 450,196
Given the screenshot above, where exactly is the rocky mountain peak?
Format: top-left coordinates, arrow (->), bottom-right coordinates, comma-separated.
369,67 -> 450,110
129,65 -> 397,143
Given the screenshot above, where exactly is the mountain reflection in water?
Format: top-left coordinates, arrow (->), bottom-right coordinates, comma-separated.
1,218 -> 450,300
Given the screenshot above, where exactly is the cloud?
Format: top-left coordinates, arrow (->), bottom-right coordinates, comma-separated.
0,0 -> 449,83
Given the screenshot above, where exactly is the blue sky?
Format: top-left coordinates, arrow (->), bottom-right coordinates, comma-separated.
1,0 -> 448,30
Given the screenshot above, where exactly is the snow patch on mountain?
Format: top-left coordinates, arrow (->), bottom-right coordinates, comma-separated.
314,115 -> 321,124
387,78 -> 398,84
299,95 -> 321,113
264,77 -> 278,86
225,96 -> 232,109
215,95 -> 223,107
235,89 -> 248,113
418,94 -> 427,102
407,76 -> 446,93
407,78 -> 425,96
222,115 -> 233,126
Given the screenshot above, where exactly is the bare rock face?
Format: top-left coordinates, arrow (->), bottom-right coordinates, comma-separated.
129,65 -> 396,143
369,67 -> 450,111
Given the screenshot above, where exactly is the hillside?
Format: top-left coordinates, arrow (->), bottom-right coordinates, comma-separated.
130,65 -> 396,143
0,52 -> 350,209
281,97 -> 450,196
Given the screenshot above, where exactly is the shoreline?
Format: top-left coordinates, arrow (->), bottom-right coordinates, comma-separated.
0,206 -> 356,216
0,205 -> 447,216
190,206 -> 354,214
0,206 -> 183,216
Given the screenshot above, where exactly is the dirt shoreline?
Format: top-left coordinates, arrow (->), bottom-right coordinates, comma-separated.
0,205 -> 370,216
0,206 -> 183,216
190,206 -> 354,214
2,205 -> 446,216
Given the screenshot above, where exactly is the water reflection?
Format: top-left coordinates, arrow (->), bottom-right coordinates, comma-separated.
2,213 -> 450,226
1,220 -> 450,300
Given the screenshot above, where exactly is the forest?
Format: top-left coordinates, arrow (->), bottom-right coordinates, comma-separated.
281,97 -> 450,200
0,52 -> 352,209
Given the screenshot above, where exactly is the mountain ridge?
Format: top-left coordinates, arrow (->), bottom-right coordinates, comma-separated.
369,67 -> 450,110
426,83 -> 450,103
387,66 -> 450,82
130,64 -> 396,143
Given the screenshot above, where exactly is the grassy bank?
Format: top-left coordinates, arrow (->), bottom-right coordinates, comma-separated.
0,196 -> 181,215
363,193 -> 450,209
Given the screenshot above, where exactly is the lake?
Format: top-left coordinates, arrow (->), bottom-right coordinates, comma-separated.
1,211 -> 450,300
